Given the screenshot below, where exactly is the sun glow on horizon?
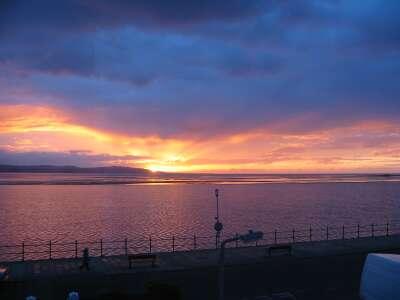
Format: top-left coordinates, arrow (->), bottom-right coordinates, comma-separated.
1,104 -> 400,173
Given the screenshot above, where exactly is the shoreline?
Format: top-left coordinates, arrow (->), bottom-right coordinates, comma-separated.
2,179 -> 400,185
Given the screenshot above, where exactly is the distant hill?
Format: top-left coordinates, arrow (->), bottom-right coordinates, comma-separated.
0,165 -> 151,174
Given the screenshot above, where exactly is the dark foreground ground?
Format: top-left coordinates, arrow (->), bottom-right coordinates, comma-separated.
2,235 -> 400,299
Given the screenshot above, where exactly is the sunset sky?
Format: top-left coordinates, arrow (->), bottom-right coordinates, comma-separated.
0,0 -> 400,173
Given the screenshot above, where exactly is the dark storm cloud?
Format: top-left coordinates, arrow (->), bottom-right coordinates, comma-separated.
0,0 -> 400,139
355,1 -> 400,52
0,0 -> 265,34
0,25 -> 284,89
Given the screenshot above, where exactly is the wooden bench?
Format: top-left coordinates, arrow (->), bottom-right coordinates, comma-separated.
267,245 -> 292,256
128,254 -> 157,269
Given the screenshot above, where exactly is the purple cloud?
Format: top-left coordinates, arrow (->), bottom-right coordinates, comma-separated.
0,0 -> 399,140
0,150 -> 146,167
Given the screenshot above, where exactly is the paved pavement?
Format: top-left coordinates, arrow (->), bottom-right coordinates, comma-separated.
4,234 -> 400,281
2,234 -> 400,299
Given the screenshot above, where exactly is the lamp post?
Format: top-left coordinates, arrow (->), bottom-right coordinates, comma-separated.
218,230 -> 263,300
214,189 -> 223,248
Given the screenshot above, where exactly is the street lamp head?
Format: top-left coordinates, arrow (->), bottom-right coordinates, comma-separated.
239,230 -> 263,244
214,189 -> 222,235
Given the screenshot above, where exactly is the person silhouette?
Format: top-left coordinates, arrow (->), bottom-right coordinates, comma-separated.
79,248 -> 90,271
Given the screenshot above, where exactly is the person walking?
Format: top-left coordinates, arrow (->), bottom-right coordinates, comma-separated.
79,248 -> 90,271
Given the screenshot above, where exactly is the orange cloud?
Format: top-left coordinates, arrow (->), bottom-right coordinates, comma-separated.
0,104 -> 194,171
1,104 -> 400,173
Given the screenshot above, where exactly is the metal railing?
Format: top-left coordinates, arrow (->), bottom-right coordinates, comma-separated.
1,221 -> 400,262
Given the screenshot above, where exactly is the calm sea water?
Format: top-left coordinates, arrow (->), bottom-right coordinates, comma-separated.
0,173 -> 400,247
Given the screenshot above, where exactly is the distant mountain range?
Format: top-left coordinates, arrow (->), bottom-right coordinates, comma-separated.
0,165 -> 151,174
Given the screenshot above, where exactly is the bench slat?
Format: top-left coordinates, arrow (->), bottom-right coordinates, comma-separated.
129,254 -> 156,259
128,254 -> 157,269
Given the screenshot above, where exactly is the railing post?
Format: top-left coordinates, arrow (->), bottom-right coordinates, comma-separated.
172,236 -> 175,252
22,242 -> 25,262
124,238 -> 128,256
371,224 -> 375,237
342,225 -> 345,240
100,239 -> 103,257
357,224 -> 360,238
309,226 -> 312,241
49,240 -> 52,260
274,230 -> 277,244
193,235 -> 197,250
292,229 -> 295,243
386,223 -> 390,236
149,236 -> 152,253
75,240 -> 78,258
326,226 -> 329,240
235,233 -> 239,248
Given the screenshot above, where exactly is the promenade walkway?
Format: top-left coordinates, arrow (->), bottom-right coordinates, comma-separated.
4,233 -> 400,282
